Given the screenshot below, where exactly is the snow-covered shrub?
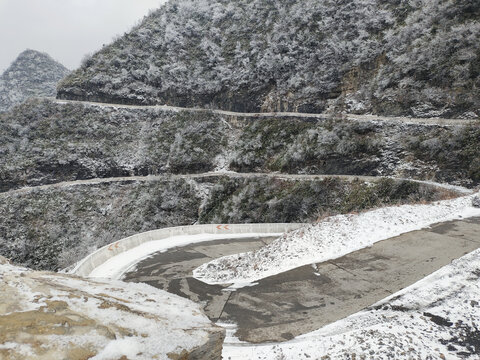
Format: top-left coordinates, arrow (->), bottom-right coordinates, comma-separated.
472,196 -> 480,208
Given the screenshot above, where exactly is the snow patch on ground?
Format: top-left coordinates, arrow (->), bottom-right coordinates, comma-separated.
223,247 -> 480,359
0,342 -> 34,357
216,322 -> 248,345
194,192 -> 480,286
0,263 -> 223,360
88,233 -> 282,279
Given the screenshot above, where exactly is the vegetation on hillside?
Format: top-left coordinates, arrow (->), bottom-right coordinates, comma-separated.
0,99 -> 227,191
0,176 -> 452,271
1,99 -> 478,193
58,0 -> 480,118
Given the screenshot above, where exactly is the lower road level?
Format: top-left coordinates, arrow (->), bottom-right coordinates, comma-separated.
123,217 -> 480,343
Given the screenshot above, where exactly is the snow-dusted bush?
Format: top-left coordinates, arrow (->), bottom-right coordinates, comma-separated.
198,177 -> 452,224
473,196 -> 480,208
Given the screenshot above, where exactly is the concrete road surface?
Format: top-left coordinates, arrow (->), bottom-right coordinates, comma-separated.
123,217 -> 480,343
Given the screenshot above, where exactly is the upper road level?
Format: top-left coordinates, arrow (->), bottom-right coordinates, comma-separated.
52,98 -> 477,127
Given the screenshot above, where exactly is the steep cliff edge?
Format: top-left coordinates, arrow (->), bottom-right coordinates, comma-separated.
0,259 -> 224,360
57,0 -> 480,118
0,50 -> 69,112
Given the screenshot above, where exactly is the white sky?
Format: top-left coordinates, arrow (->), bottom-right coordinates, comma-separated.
0,0 -> 166,73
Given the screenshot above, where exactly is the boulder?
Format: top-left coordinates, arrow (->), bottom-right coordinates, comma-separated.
473,196 -> 480,208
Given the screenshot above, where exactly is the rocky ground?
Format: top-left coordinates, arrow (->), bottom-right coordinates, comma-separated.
0,256 -> 224,360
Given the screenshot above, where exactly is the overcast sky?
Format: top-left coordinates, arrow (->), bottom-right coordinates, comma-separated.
0,0 -> 166,73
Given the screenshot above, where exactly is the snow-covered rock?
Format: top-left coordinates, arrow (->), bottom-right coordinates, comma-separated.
0,261 -> 224,360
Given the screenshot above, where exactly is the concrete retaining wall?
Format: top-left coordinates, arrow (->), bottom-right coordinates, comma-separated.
72,223 -> 304,277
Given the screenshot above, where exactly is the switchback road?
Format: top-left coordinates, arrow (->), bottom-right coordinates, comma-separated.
122,217 -> 480,343
51,98 -> 477,127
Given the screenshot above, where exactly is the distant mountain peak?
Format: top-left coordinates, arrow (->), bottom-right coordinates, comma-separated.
0,49 -> 70,112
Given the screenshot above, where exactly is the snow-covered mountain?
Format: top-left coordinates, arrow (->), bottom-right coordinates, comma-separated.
58,0 -> 480,118
0,49 -> 69,112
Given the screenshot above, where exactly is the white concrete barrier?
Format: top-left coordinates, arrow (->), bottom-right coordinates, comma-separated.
72,223 -> 305,277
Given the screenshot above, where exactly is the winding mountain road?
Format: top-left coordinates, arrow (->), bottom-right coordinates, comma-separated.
3,98 -> 473,197
52,98 -> 477,126
3,96 -> 477,347
0,171 -> 470,197
122,217 -> 480,343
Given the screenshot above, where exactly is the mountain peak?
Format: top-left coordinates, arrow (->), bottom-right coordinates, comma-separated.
0,49 -> 70,112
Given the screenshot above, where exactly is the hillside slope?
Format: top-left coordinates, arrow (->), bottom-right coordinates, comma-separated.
58,0 -> 480,118
0,50 -> 69,112
1,99 -> 478,193
0,175 -> 452,271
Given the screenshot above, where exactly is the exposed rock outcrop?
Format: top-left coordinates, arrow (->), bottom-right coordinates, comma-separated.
0,50 -> 69,112
0,261 -> 224,360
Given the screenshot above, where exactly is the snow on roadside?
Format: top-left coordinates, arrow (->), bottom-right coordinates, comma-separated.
405,178 -> 473,194
194,192 -> 480,286
223,246 -> 480,359
88,233 -> 282,279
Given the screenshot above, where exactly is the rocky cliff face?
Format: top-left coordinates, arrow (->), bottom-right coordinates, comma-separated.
0,50 -> 69,113
57,0 -> 480,118
0,259 -> 224,360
